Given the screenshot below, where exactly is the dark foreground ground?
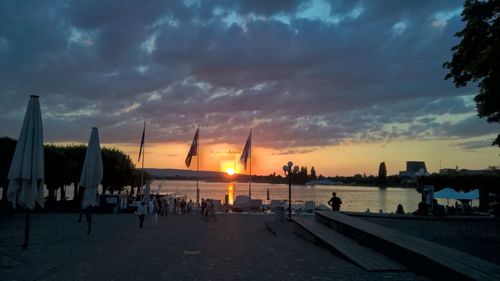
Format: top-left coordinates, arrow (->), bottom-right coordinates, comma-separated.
360,216 -> 500,266
0,213 -> 427,281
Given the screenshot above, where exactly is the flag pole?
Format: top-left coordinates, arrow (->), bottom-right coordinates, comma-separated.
249,128 -> 252,199
140,122 -> 145,191
196,125 -> 200,209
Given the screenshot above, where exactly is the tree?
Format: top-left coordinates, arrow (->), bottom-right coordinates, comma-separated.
59,145 -> 86,202
101,148 -> 136,194
443,0 -> 500,146
378,162 -> 387,184
0,137 -> 17,202
45,145 -> 72,202
310,166 -> 317,180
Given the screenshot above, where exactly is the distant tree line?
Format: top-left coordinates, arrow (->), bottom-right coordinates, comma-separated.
0,137 -> 149,207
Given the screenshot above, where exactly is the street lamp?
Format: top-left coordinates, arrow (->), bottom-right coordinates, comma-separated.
283,161 -> 299,220
415,168 -> 430,202
415,168 -> 431,215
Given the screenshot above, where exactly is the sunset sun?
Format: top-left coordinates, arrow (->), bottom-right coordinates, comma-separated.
226,167 -> 235,176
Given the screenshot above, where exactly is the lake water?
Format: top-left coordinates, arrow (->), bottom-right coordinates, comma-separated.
2,179 -> 462,213
149,180 -> 422,213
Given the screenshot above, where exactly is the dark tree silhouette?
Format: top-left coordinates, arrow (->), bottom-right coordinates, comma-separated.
45,145 -> 72,202
378,162 -> 387,184
101,148 -> 136,194
60,145 -> 86,202
444,0 -> 500,146
1,139 -> 140,207
310,166 -> 317,181
0,137 -> 17,202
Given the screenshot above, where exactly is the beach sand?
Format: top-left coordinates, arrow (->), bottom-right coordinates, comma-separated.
0,213 -> 428,281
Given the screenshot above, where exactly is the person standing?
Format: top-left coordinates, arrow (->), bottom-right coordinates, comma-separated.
161,197 -> 168,216
396,204 -> 405,215
200,198 -> 207,219
187,199 -> 193,215
180,199 -> 186,215
135,201 -> 147,228
151,199 -> 159,225
328,192 -> 342,211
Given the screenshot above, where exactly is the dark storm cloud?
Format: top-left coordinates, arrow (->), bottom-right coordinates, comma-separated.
0,0 -> 484,150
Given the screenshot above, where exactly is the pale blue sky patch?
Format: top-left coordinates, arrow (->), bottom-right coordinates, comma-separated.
117,102 -> 140,115
271,14 -> 291,25
67,27 -> 95,47
135,65 -> 149,74
141,34 -> 157,54
432,7 -> 462,29
392,20 -> 408,36
296,0 -> 363,24
146,91 -> 162,102
296,0 -> 336,24
214,7 -> 246,28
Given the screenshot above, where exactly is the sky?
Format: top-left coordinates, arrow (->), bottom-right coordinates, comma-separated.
0,0 -> 499,176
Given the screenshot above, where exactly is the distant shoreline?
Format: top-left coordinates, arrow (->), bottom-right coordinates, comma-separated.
149,176 -> 414,188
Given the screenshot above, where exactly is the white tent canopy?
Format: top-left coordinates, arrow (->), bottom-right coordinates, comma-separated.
434,188 -> 479,200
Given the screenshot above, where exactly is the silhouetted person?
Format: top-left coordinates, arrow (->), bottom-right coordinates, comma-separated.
417,200 -> 428,216
135,201 -> 146,228
187,199 -> 193,215
328,192 -> 342,211
433,199 -> 445,217
200,198 -> 207,218
396,204 -> 405,215
180,199 -> 186,215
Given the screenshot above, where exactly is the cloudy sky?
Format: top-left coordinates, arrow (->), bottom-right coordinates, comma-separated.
0,0 -> 498,176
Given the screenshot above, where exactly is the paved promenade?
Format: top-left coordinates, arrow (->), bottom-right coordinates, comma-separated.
1,213 -> 427,281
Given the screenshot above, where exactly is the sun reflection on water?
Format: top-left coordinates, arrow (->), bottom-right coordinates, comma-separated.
227,182 -> 235,205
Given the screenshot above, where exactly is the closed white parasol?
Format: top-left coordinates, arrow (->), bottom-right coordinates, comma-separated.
80,127 -> 103,209
7,95 -> 45,209
7,95 -> 44,249
79,127 -> 103,235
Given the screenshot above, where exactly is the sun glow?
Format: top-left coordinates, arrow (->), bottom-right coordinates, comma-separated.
221,160 -> 238,176
226,167 -> 235,176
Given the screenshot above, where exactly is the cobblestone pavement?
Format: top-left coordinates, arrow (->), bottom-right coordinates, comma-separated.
0,213 -> 428,281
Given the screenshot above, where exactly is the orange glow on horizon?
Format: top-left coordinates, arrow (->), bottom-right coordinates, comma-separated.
52,137 -> 500,177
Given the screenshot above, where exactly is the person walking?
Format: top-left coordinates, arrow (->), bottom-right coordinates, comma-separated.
135,201 -> 147,228
328,192 -> 342,211
200,198 -> 207,219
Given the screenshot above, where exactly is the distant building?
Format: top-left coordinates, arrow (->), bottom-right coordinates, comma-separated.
399,161 -> 427,179
439,167 -> 499,176
439,168 -> 458,176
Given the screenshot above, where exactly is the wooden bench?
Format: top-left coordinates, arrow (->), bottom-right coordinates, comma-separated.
293,217 -> 406,271
316,211 -> 500,280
